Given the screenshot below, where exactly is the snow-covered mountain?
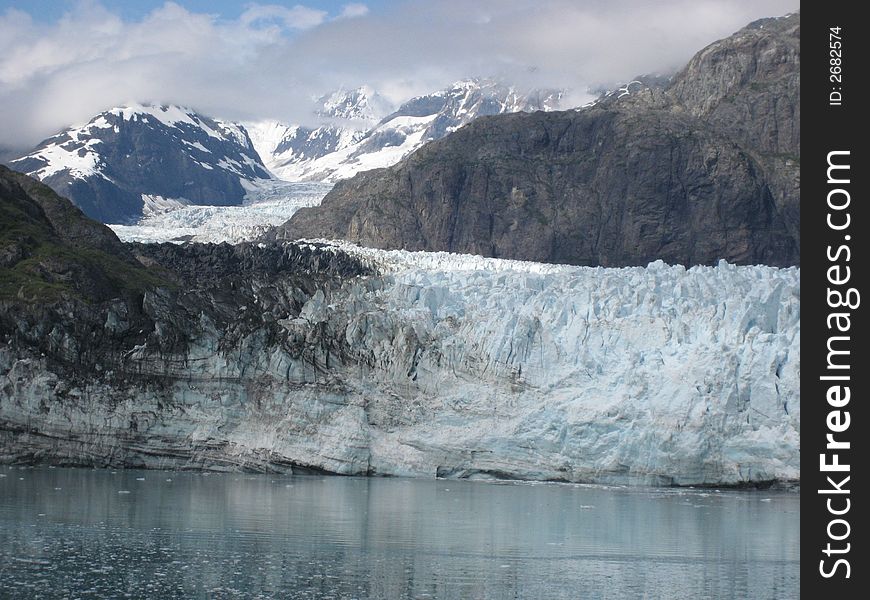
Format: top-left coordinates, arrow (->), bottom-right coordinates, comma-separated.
248,79 -> 564,182
10,104 -> 272,223
244,86 -> 393,183
317,85 -> 395,123
7,81 -> 562,223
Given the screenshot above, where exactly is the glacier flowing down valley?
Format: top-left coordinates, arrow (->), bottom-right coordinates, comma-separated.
0,244 -> 799,486
109,180 -> 333,244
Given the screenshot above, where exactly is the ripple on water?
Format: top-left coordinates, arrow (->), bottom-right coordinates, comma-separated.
0,467 -> 799,600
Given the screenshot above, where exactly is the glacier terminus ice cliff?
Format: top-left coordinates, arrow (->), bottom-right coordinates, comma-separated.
0,206 -> 799,485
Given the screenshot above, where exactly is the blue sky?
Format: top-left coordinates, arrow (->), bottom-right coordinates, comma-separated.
0,1 -> 799,148
0,1 -> 388,23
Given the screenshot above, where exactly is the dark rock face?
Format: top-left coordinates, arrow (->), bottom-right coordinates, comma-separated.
668,16 -> 800,155
280,107 -> 797,267
10,105 -> 271,224
277,14 -> 800,267
1,168 -> 374,472
667,15 -> 800,247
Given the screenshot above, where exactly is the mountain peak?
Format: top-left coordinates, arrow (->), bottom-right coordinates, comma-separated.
247,79 -> 566,183
316,86 -> 394,123
275,14 -> 800,268
10,103 -> 270,223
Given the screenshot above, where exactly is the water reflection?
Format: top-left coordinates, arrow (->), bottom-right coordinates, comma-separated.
0,467 -> 799,599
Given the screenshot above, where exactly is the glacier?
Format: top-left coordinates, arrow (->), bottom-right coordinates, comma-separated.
0,243 -> 800,486
109,180 -> 332,244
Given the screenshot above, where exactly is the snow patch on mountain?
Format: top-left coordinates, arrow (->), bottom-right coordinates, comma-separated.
247,79 -> 564,182
23,137 -> 105,180
245,120 -> 295,166
107,104 -> 250,146
10,103 -> 272,223
273,113 -> 438,181
317,85 -> 394,123
182,140 -> 210,153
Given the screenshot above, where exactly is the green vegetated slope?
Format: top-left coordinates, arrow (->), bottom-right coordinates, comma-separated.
0,165 -> 164,302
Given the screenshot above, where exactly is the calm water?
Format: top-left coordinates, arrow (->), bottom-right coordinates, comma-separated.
0,467 -> 798,599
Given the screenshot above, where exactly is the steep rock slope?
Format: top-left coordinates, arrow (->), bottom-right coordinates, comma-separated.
667,15 -> 800,245
10,105 -> 271,224
277,15 -> 800,267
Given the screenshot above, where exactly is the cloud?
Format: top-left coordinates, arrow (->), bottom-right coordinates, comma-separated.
239,4 -> 327,31
336,4 -> 369,20
0,0 -> 799,152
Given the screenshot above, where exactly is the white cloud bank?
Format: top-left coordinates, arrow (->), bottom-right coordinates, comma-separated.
0,0 -> 798,150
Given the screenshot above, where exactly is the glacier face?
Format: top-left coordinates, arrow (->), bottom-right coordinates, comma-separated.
0,244 -> 799,486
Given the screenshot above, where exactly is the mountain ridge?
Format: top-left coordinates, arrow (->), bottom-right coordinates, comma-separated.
275,13 -> 800,267
248,79 -> 564,182
10,80 -> 566,224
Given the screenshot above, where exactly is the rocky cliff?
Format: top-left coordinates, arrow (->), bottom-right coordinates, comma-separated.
276,14 -> 800,267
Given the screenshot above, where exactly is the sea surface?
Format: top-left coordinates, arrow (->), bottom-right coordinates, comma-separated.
0,467 -> 799,599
